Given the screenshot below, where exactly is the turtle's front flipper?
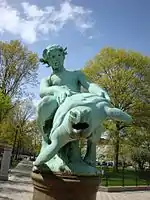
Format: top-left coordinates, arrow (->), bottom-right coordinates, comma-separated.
34,140 -> 61,166
34,125 -> 69,166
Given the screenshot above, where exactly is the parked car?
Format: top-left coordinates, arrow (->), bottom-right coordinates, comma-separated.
96,161 -> 101,166
30,156 -> 36,161
101,161 -> 107,166
107,161 -> 114,167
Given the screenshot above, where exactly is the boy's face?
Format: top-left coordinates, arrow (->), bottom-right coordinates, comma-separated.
47,48 -> 65,71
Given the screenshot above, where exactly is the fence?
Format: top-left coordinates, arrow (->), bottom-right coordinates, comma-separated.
99,166 -> 150,187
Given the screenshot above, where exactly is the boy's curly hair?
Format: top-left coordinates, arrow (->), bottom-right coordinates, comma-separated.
40,45 -> 67,66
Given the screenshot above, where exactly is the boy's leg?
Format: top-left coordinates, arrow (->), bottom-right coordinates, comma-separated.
36,95 -> 58,135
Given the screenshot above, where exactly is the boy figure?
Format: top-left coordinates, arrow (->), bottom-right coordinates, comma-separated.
37,45 -> 110,137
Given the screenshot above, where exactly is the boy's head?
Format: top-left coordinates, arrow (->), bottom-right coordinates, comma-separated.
40,45 -> 67,71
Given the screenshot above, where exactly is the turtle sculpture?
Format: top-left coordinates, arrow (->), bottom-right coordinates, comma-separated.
33,93 -> 132,175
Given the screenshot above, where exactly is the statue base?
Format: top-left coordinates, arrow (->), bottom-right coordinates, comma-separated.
31,172 -> 100,200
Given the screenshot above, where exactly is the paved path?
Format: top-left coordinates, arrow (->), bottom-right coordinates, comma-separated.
97,191 -> 150,200
0,160 -> 150,199
0,160 -> 33,200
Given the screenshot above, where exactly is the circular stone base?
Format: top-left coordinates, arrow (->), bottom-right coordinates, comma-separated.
31,172 -> 100,200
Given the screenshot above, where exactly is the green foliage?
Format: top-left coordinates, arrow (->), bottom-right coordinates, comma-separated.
0,40 -> 39,98
0,90 -> 11,122
0,40 -> 40,153
0,90 -> 10,109
83,47 -> 150,170
125,126 -> 150,148
131,147 -> 150,170
0,99 -> 41,157
83,47 -> 149,118
24,120 -> 42,155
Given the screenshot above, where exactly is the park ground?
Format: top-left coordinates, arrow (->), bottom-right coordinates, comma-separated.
0,160 -> 150,200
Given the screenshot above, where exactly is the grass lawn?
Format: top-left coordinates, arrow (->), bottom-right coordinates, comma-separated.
98,167 -> 150,186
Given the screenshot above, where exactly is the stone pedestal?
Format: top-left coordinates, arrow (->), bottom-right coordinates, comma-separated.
31,172 -> 100,200
0,147 -> 12,181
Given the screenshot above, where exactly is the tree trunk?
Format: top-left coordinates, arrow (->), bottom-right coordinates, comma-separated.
11,128 -> 19,165
12,129 -> 18,157
114,129 -> 120,172
114,137 -> 119,172
15,140 -> 20,160
138,161 -> 145,171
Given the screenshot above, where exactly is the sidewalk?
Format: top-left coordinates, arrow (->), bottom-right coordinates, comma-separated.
97,191 -> 150,200
0,160 -> 33,200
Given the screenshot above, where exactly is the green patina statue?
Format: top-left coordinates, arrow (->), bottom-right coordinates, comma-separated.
33,45 -> 132,175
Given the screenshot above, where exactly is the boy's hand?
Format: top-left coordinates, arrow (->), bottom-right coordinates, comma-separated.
57,89 -> 72,105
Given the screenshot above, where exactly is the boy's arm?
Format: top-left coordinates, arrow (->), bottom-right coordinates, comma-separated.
40,77 -> 62,98
77,71 -> 110,101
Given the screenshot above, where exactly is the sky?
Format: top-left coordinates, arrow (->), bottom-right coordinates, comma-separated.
0,0 -> 150,104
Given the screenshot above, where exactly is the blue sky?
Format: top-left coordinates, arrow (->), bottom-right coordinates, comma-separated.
0,0 -> 150,102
